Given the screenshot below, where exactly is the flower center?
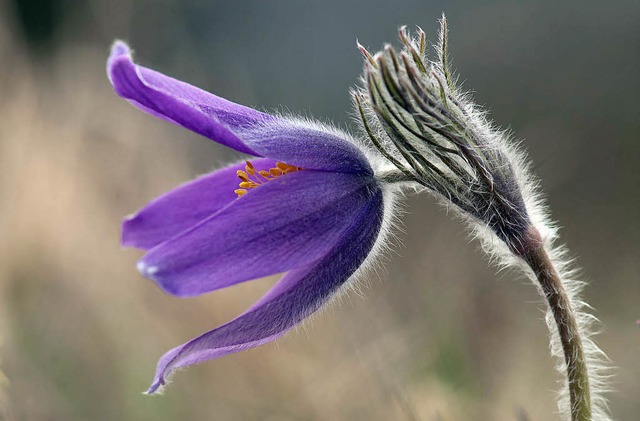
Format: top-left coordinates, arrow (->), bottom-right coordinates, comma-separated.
235,160 -> 302,197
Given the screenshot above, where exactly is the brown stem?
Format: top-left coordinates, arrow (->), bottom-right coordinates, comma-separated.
518,227 -> 591,421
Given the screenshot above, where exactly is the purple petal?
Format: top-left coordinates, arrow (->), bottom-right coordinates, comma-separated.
138,170 -> 377,297
107,41 -> 272,155
122,158 -> 279,250
108,42 -> 373,175
242,120 -> 373,175
146,185 -> 384,394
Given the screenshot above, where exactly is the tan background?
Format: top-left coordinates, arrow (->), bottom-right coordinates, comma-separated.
1,0 -> 638,420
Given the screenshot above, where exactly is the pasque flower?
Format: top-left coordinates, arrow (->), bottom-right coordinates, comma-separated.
109,17 -> 610,421
107,41 -> 397,394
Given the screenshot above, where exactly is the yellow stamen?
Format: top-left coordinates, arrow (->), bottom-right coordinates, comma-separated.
245,161 -> 256,175
235,160 -> 302,197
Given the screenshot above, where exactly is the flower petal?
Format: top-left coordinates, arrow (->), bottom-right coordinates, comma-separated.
107,41 -> 271,155
243,120 -> 373,175
108,42 -> 373,175
146,186 -> 384,394
122,158 -> 279,250
138,170 -> 377,297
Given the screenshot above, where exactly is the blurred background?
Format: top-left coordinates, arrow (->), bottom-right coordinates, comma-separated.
1,0 -> 638,420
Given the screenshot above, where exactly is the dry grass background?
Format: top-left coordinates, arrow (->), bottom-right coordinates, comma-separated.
1,1 -> 638,420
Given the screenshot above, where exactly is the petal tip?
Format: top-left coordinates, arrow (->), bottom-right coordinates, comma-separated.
137,260 -> 159,279
107,43 -> 139,98
144,378 -> 165,395
110,40 -> 130,58
136,259 -> 195,297
121,214 -> 139,247
107,40 -> 132,75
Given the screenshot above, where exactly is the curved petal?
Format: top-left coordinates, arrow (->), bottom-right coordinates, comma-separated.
122,158 -> 279,250
107,41 -> 271,155
146,185 -> 384,394
108,42 -> 373,175
138,170 -> 377,297
242,120 -> 374,175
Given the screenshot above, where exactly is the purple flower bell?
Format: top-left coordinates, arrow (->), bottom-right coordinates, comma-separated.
108,41 -> 395,394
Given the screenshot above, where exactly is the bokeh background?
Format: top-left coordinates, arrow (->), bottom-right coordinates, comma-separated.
1,0 -> 638,420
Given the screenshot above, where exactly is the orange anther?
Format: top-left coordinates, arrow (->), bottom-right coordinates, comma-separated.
235,160 -> 303,197
245,161 -> 255,175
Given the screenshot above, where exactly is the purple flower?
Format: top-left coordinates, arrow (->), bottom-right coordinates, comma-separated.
107,41 -> 396,393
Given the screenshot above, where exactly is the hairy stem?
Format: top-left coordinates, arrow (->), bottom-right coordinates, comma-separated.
519,227 -> 591,421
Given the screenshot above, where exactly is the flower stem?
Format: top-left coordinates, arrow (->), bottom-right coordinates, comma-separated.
519,227 -> 592,421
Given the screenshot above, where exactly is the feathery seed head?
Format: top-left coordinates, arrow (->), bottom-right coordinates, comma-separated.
355,17 -> 533,254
